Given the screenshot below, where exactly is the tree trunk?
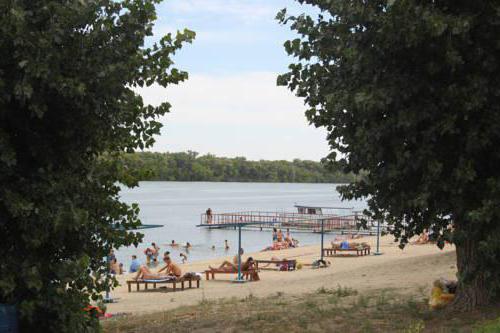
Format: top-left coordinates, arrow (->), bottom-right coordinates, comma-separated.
452,233 -> 491,311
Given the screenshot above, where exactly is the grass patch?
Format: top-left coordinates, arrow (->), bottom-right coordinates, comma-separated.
103,289 -> 500,333
474,316 -> 500,333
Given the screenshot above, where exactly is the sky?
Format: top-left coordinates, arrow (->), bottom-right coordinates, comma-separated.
138,0 -> 329,161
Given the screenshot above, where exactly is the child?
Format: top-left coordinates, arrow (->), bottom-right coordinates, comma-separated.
180,253 -> 188,264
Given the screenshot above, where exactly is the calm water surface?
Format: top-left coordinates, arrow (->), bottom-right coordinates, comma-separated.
115,182 -> 366,267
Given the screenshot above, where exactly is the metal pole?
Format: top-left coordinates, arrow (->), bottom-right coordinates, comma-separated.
320,219 -> 324,261
237,225 -> 242,281
374,219 -> 382,255
104,254 -> 112,303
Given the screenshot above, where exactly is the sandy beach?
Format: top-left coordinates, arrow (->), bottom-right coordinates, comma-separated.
106,235 -> 456,315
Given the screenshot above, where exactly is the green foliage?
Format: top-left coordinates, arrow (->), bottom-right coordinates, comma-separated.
115,151 -> 354,183
278,0 -> 500,307
0,0 -> 194,331
474,317 -> 500,333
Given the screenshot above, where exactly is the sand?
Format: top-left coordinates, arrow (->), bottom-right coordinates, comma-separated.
106,235 -> 457,315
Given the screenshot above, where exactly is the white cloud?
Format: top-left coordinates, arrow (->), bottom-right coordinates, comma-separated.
136,72 -> 329,161
168,0 -> 276,22
138,72 -> 305,126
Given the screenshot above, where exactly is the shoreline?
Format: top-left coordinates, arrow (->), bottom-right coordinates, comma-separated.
106,235 -> 457,315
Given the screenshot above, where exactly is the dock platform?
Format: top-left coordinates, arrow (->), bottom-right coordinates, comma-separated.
200,211 -> 377,233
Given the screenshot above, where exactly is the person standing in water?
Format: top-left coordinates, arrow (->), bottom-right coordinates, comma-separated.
224,240 -> 230,250
272,228 -> 278,243
151,242 -> 160,263
277,229 -> 283,242
179,253 -> 188,264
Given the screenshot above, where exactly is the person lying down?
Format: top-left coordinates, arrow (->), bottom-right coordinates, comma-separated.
133,255 -> 182,281
209,257 -> 255,272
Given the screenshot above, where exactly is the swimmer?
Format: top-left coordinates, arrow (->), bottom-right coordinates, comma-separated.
170,240 -> 178,247
185,242 -> 192,249
224,240 -> 229,250
211,245 -> 216,250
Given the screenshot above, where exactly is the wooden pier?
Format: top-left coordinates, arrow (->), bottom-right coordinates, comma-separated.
200,211 -> 377,233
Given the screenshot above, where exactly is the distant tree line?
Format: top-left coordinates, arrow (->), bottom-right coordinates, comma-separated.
116,151 -> 355,183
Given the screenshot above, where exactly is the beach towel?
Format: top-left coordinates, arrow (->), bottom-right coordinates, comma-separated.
142,276 -> 177,283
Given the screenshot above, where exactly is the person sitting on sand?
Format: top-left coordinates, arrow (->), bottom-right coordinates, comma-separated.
180,253 -> 188,264
109,258 -> 123,275
129,255 -> 141,273
412,230 -> 429,245
209,256 -> 255,272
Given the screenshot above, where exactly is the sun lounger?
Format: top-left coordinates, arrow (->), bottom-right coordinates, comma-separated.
255,259 -> 297,271
204,268 -> 259,281
126,275 -> 200,292
322,245 -> 370,257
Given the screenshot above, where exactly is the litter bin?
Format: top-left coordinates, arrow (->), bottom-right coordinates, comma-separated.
0,304 -> 18,333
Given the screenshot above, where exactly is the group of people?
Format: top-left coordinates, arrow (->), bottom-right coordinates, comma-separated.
263,228 -> 298,251
412,229 -> 437,245
119,239 -> 232,273
133,254 -> 183,281
144,242 -> 161,265
208,248 -> 260,280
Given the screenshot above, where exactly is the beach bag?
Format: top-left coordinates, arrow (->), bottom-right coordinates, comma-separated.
429,285 -> 455,309
279,263 -> 289,271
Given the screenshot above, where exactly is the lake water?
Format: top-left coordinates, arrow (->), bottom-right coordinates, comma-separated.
115,181 -> 366,267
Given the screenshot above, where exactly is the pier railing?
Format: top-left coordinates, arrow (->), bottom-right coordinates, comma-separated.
200,211 -> 373,232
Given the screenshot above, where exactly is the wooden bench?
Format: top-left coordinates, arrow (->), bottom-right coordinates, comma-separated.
126,276 -> 200,292
204,269 -> 258,281
322,246 -> 370,257
255,259 -> 297,271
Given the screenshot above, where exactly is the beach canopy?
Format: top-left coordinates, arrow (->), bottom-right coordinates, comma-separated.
105,223 -> 164,303
197,221 -> 279,282
134,224 -> 164,230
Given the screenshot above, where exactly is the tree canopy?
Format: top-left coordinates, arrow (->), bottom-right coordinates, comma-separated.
116,151 -> 355,183
278,0 -> 500,309
0,0 -> 194,331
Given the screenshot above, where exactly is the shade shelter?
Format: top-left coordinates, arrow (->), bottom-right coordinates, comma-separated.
104,223 -> 164,302
197,221 -> 279,282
